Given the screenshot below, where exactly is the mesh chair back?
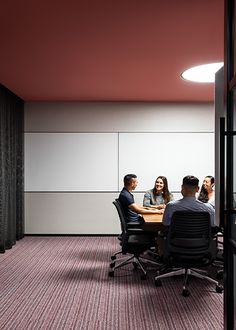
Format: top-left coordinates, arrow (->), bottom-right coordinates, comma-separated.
113,199 -> 154,255
113,199 -> 128,234
167,211 -> 212,261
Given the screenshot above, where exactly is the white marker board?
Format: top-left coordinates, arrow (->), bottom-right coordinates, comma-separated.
119,132 -> 214,191
25,133 -> 118,191
25,132 -> 214,192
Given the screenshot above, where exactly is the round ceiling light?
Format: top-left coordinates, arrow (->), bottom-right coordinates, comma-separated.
181,62 -> 223,83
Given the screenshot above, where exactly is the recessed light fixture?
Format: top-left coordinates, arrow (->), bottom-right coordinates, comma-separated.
181,62 -> 224,83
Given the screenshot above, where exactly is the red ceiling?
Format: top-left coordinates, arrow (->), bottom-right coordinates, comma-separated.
0,0 -> 224,102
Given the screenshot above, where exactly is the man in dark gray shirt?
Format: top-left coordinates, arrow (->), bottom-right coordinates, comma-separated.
157,175 -> 216,258
163,175 -> 215,227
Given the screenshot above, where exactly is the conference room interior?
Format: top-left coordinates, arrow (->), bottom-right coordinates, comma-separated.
0,1 -> 236,329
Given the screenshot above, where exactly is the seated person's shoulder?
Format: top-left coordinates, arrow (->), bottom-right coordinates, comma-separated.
196,198 -> 214,209
144,189 -> 152,197
205,200 -> 214,208
206,202 -> 215,212
143,190 -> 153,206
166,199 -> 178,207
169,193 -> 174,201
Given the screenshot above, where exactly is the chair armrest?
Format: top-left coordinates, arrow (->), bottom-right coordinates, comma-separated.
127,221 -> 142,227
159,228 -> 169,238
127,228 -> 145,234
212,226 -> 223,236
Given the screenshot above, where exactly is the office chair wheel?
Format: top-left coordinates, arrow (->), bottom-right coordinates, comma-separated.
108,270 -> 114,277
141,274 -> 147,280
182,289 -> 190,297
132,262 -> 138,270
216,270 -> 223,280
216,284 -> 223,293
110,262 -> 116,268
111,256 -> 116,261
155,279 -> 162,287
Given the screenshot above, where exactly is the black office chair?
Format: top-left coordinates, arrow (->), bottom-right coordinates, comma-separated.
154,211 -> 223,296
212,229 -> 224,279
109,199 -> 160,279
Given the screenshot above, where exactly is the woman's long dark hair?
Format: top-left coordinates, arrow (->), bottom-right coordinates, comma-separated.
153,175 -> 171,203
198,176 -> 214,203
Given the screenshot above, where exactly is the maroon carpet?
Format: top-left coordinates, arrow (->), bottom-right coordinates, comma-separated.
0,236 -> 223,329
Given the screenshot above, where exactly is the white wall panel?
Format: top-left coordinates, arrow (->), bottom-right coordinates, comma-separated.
119,132 -> 214,191
25,193 -> 120,234
25,133 -> 118,191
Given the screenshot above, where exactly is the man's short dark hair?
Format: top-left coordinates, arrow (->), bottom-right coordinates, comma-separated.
124,174 -> 137,186
182,175 -> 199,187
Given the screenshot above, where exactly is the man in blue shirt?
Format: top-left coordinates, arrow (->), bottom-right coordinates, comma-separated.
119,174 -> 163,231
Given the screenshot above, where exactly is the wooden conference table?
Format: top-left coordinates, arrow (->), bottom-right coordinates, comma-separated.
142,213 -> 163,223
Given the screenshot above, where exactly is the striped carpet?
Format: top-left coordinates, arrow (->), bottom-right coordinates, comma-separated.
0,236 -> 223,330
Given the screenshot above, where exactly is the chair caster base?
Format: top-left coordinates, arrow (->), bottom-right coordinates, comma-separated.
182,288 -> 190,297
110,262 -> 115,268
141,274 -> 147,280
111,256 -> 116,261
216,284 -> 223,293
155,279 -> 162,287
216,270 -> 223,280
132,262 -> 138,270
108,271 -> 114,277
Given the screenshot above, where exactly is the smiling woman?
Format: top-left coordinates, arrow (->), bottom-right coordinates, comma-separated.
198,175 -> 215,207
143,176 -> 174,209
